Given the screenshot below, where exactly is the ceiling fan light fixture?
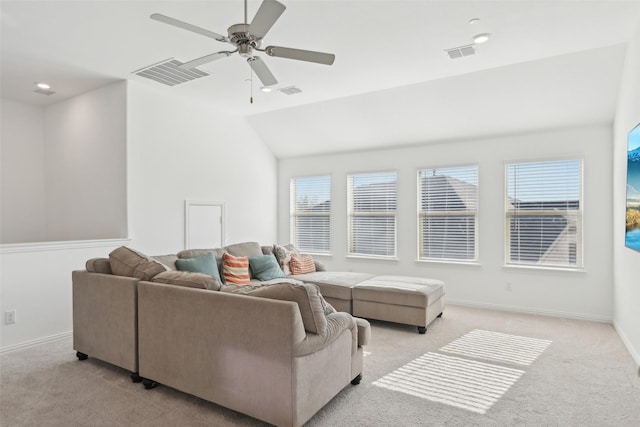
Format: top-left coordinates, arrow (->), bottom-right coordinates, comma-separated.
473,33 -> 491,44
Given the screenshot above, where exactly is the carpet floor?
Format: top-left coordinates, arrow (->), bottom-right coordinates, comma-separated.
1,304 -> 639,426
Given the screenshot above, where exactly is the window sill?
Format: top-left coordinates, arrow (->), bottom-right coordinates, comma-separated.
502,264 -> 585,273
346,255 -> 399,262
416,259 -> 481,267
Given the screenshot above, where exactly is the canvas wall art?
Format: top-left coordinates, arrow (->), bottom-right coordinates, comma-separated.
626,122 -> 640,252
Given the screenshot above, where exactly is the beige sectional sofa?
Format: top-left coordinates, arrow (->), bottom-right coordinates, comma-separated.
72,242 -> 369,427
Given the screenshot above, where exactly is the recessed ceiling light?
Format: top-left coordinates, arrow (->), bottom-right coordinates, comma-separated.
468,18 -> 480,25
260,86 -> 273,93
473,33 -> 491,44
36,82 -> 51,90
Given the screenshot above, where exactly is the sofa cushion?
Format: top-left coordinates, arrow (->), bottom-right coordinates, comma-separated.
289,255 -> 316,275
175,252 -> 222,282
223,253 -> 251,285
152,254 -> 179,271
152,271 -> 221,291
109,246 -> 168,281
273,243 -> 300,275
249,254 -> 286,281
224,241 -> 263,258
224,281 -> 328,335
86,258 -> 112,274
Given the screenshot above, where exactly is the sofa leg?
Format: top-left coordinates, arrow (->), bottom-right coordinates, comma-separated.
437,312 -> 443,318
142,379 -> 158,390
351,374 -> 362,385
418,326 -> 427,334
76,352 -> 88,361
130,372 -> 143,383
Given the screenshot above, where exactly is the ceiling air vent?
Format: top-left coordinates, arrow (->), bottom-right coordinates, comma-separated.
132,59 -> 209,86
33,88 -> 55,96
278,86 -> 302,95
445,44 -> 476,59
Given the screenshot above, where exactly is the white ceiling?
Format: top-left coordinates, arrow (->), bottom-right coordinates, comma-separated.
2,1 -> 639,157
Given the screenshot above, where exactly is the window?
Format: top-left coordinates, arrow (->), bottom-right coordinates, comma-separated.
290,175 -> 331,253
347,171 -> 397,257
505,159 -> 582,268
418,165 -> 478,261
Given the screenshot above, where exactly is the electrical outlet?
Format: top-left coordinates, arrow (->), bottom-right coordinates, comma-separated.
5,310 -> 17,325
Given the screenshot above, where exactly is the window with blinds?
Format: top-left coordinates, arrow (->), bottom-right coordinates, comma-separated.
505,159 -> 582,268
347,171 -> 397,257
290,175 -> 331,254
418,165 -> 478,261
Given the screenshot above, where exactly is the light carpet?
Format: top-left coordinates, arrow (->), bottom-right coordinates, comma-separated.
2,304 -> 639,426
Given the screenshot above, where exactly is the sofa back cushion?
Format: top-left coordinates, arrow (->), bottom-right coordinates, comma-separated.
224,241 -> 263,258
109,246 -> 168,281
222,253 -> 251,285
249,254 -> 286,281
152,255 -> 179,271
175,252 -> 222,282
152,271 -> 221,291
224,282 -> 328,335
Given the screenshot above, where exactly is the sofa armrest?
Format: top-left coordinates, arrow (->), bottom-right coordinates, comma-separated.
354,317 -> 371,347
72,270 -> 138,372
293,312 -> 357,357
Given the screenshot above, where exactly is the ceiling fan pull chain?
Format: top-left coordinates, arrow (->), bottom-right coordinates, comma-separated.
250,68 -> 254,104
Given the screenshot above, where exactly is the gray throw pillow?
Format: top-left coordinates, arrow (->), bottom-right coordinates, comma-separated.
175,252 -> 222,282
249,254 -> 286,281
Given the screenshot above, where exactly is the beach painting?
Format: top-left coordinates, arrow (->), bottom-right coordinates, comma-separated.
626,122 -> 640,252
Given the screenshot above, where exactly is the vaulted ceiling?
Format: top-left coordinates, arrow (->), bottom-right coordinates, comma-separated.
2,1 -> 639,157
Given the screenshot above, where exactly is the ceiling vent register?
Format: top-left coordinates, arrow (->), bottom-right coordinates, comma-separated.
34,88 -> 56,96
278,86 -> 302,95
445,44 -> 476,59
133,59 -> 210,86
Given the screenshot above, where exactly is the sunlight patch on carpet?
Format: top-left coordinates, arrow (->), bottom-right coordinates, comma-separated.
373,352 -> 524,414
439,329 -> 552,366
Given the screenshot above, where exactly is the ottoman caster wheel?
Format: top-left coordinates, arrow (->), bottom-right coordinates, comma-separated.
130,372 -> 143,383
437,312 -> 443,318
76,352 -> 88,360
351,374 -> 362,385
143,379 -> 158,390
418,326 -> 427,334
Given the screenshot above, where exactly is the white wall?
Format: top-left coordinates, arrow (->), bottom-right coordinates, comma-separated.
279,125 -> 613,320
0,239 -> 129,351
44,82 -> 128,241
126,82 -> 278,254
1,99 -> 46,243
613,17 -> 640,364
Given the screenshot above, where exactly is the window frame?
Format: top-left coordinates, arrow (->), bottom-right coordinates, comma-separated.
347,170 -> 398,259
289,174 -> 332,255
504,157 -> 584,270
417,164 -> 479,263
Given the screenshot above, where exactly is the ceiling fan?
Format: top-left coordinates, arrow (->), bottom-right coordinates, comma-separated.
150,0 -> 335,87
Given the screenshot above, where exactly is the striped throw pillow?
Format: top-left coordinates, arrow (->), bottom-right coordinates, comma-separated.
223,253 -> 250,285
289,255 -> 316,275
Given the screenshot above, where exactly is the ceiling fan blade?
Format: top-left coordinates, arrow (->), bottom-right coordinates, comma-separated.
178,51 -> 234,69
247,57 -> 278,87
150,13 -> 229,43
265,46 -> 335,65
249,0 -> 286,39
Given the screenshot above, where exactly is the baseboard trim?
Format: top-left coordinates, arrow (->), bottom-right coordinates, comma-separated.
0,331 -> 72,354
612,321 -> 640,366
447,299 -> 612,323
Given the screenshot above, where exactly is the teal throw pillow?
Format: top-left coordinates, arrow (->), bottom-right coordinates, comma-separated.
175,252 -> 222,282
249,254 -> 286,281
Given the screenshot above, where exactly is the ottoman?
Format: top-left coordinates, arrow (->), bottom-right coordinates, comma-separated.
352,275 -> 445,334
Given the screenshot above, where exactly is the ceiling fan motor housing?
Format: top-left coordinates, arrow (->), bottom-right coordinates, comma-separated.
228,23 -> 261,57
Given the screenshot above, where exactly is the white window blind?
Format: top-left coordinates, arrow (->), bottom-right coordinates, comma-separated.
505,159 -> 582,268
290,175 -> 331,254
418,165 -> 478,261
347,171 -> 397,257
